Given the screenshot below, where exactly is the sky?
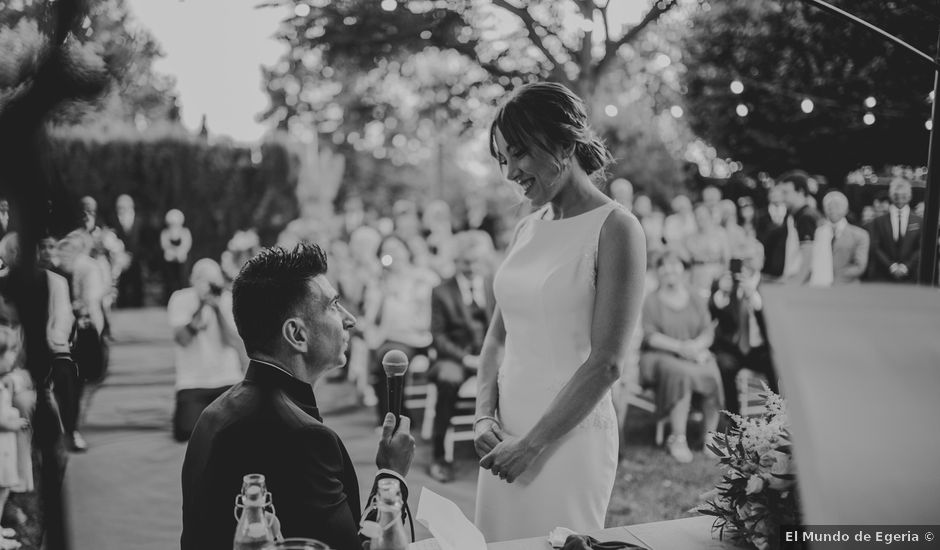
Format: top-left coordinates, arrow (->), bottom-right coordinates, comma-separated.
126,0 -> 647,143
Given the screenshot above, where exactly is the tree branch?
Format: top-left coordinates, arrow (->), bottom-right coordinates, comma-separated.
600,0 -> 611,46
595,0 -> 679,76
491,0 -> 567,79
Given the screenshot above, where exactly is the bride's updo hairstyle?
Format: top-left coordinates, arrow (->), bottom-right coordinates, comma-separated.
489,82 -> 614,179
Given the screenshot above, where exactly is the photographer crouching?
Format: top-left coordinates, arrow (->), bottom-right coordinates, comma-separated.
168,259 -> 246,442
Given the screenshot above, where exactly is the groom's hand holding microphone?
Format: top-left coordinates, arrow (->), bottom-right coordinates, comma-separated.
375,350 -> 415,475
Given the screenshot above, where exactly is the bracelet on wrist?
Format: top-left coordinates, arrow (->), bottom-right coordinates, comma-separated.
473,415 -> 500,429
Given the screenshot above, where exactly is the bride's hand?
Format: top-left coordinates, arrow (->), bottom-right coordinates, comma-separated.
479,436 -> 543,484
473,419 -> 504,458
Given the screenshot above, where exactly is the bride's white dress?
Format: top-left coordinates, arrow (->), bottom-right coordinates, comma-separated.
474,201 -> 621,542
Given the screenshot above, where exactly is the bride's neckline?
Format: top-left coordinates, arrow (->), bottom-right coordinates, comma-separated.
535,200 -> 614,223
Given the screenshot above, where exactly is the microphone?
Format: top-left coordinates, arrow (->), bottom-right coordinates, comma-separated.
382,349 -> 409,428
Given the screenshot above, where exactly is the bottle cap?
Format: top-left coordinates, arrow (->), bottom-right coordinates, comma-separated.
245,485 -> 264,504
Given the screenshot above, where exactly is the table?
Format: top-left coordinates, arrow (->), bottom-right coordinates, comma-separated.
409,516 -> 740,550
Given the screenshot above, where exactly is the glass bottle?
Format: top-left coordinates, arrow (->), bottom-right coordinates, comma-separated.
368,478 -> 409,550
234,485 -> 275,550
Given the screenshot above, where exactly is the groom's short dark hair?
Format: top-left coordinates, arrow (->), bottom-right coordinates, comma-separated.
232,243 -> 328,354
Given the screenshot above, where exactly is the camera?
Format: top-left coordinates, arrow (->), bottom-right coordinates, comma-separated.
729,258 -> 743,275
209,282 -> 224,297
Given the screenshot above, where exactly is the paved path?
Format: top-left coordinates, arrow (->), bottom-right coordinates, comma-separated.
65,308 -> 478,550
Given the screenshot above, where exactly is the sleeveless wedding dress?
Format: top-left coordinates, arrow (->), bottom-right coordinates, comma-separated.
475,201 -> 621,542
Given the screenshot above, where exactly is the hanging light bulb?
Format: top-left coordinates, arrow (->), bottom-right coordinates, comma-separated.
670,105 -> 684,118
800,99 -> 814,114
863,112 -> 876,126
927,119 -> 934,131
864,96 -> 877,108
730,80 -> 744,95
604,105 -> 619,117
381,0 -> 397,11
736,104 -> 749,117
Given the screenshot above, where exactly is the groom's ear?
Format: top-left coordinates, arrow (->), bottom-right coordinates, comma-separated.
282,317 -> 308,353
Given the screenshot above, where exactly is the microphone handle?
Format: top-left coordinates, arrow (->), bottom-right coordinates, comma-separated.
387,373 -> 405,429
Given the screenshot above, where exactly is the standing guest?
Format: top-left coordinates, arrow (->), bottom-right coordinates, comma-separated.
681,204 -> 730,296
392,200 -> 431,269
775,171 -> 821,285
160,209 -> 192,304
663,195 -> 697,250
427,231 -> 495,483
867,178 -> 922,283
701,185 -> 723,224
633,194 -> 665,260
181,244 -> 415,550
639,252 -> 723,464
872,192 -> 891,219
79,196 -> 101,237
708,265 -> 776,417
809,192 -> 869,286
362,235 -> 439,425
737,196 -> 759,240
475,82 -> 645,541
756,185 -> 788,281
113,194 -> 144,308
422,200 -> 457,279
860,205 -> 877,228
220,229 -> 261,284
719,199 -> 763,273
168,259 -> 245,442
56,230 -> 110,452
609,178 -> 634,210
462,194 -> 501,248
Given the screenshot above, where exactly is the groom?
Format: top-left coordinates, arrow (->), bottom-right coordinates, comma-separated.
181,244 -> 415,550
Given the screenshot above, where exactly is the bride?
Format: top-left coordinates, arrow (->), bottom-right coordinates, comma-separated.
473,82 -> 646,542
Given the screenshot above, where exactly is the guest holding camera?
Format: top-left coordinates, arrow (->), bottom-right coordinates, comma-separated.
708,261 -> 777,417
168,259 -> 245,442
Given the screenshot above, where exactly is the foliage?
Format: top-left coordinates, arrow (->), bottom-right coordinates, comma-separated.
44,125 -> 298,263
698,387 -> 800,550
0,0 -> 178,126
257,0 -> 705,199
681,0 -> 939,182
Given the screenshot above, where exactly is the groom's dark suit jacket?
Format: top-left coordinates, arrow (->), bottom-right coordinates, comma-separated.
181,361 -> 405,550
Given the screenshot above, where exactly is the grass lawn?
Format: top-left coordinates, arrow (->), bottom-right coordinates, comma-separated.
606,408 -> 724,528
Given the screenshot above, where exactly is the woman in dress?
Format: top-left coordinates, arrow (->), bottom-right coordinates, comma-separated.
638,251 -> 724,463
473,82 -> 646,542
680,203 -> 730,296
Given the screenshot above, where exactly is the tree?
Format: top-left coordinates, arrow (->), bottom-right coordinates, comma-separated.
0,0 -> 179,127
681,0 -> 939,182
258,0 -> 704,200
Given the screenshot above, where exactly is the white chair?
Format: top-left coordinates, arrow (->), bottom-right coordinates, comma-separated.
442,376 -> 478,463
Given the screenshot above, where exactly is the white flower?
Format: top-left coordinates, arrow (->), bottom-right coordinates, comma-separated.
745,475 -> 765,495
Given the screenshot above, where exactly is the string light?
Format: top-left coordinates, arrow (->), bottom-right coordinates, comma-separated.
294,3 -> 310,16
730,80 -> 744,94
927,119 -> 934,131
670,105 -> 684,118
800,99 -> 814,114
863,112 -> 876,125
604,105 -> 619,117
864,96 -> 877,108
381,0 -> 397,11
736,103 -> 749,117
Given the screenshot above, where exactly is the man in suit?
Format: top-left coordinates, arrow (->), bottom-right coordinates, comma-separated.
756,185 -> 788,281
867,178 -> 921,283
708,264 -> 777,416
427,231 -> 495,483
181,244 -> 415,550
113,194 -> 145,307
809,191 -> 869,286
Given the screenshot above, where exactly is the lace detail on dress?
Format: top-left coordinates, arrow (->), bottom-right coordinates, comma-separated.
544,378 -> 618,433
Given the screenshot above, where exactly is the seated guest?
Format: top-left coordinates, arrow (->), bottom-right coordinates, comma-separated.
809,191 -> 869,286
639,252 -> 723,464
362,235 -> 439,425
708,264 -> 777,417
867,178 -> 921,283
663,194 -> 697,250
680,204 -> 730,296
181,244 -> 415,550
168,259 -> 245,442
427,231 -> 494,483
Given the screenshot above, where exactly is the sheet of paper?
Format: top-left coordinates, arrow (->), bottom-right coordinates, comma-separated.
407,538 -> 442,550
415,487 -> 487,550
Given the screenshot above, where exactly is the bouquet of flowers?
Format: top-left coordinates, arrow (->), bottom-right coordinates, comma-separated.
698,386 -> 800,550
